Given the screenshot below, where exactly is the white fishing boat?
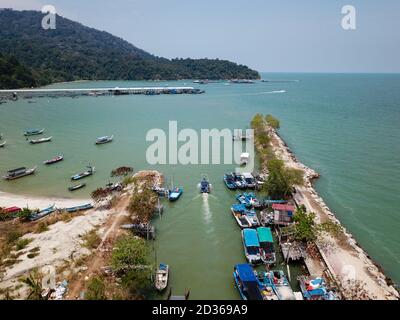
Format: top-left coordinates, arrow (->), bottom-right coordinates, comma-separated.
155,263 -> 169,291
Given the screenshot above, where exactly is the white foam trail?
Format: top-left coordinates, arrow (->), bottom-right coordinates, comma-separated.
202,193 -> 212,224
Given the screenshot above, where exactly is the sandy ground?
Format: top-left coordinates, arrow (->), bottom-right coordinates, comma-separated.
268,127 -> 399,300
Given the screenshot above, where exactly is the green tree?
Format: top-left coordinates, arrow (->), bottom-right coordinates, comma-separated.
263,159 -> 304,198
128,188 -> 157,222
266,114 -> 280,129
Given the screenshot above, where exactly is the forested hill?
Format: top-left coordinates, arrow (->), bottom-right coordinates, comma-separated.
0,9 -> 260,88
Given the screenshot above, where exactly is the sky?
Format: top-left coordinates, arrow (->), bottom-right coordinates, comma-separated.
2,0 -> 400,73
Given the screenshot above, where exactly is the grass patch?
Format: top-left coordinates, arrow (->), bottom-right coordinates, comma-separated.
15,238 -> 32,251
35,222 -> 49,233
85,276 -> 106,300
83,229 -> 101,249
6,230 -> 23,245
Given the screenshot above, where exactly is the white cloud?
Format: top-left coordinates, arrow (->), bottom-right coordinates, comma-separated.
0,0 -> 43,10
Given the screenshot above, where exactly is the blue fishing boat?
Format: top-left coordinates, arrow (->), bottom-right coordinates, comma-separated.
168,187 -> 183,202
233,264 -> 263,300
71,166 -> 95,181
29,204 -> 56,221
236,194 -> 252,208
223,173 -> 237,190
24,128 -> 45,136
245,193 -> 262,209
231,204 -> 251,228
64,203 -> 94,213
256,271 -> 279,300
257,227 -> 276,264
199,177 -> 211,193
298,276 -> 337,300
241,229 -> 261,264
233,174 -> 246,189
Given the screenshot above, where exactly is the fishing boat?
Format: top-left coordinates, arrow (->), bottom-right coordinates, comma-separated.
242,173 -> 256,189
241,229 -> 261,264
24,128 -> 45,136
168,187 -> 183,202
244,209 -> 260,227
199,177 -> 211,193
256,271 -> 279,300
223,173 -> 237,190
0,140 -> 6,148
29,136 -> 52,144
71,166 -> 95,180
233,264 -> 263,300
3,166 -> 37,180
155,264 -> 169,291
231,204 -> 251,228
245,193 -> 262,209
29,204 -> 56,221
68,183 -> 86,191
233,174 -> 246,189
298,276 -> 338,300
236,194 -> 251,208
257,227 -> 276,264
95,135 -> 114,145
64,203 -> 94,213
267,270 -> 296,300
43,155 -> 64,165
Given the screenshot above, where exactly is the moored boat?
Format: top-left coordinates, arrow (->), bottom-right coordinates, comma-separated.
241,228 -> 261,264
24,128 -> 45,136
242,173 -> 256,189
267,270 -> 296,300
68,183 -> 86,191
71,166 -> 95,180
29,204 -> 56,221
244,209 -> 260,227
233,264 -> 263,300
223,173 -> 237,190
298,276 -> 338,300
257,227 -> 276,264
29,136 -> 52,144
231,204 -> 251,228
95,135 -> 114,145
64,203 -> 94,213
155,264 -> 169,291
43,155 -> 64,165
3,166 -> 37,180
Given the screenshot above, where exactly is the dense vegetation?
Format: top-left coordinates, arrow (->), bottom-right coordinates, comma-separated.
0,9 -> 260,88
0,54 -> 37,89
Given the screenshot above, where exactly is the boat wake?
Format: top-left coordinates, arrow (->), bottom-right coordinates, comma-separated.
202,193 -> 212,224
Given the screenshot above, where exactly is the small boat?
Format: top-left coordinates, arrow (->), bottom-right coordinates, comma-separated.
242,173 -> 256,189
245,192 -> 262,208
298,276 -> 338,300
29,204 -> 56,221
64,203 -> 94,213
3,166 -> 37,180
0,140 -> 6,148
236,194 -> 252,208
168,187 -> 183,202
4,206 -> 22,214
233,264 -> 263,300
43,155 -> 64,165
223,173 -> 237,190
71,166 -> 95,180
256,271 -> 279,300
68,183 -> 86,191
95,135 -> 114,145
244,209 -> 260,228
29,136 -> 52,144
199,177 -> 211,193
233,174 -> 246,189
155,263 -> 169,291
24,128 -> 45,136
257,227 -> 276,264
231,204 -> 251,228
241,228 -> 261,265
267,270 -> 296,300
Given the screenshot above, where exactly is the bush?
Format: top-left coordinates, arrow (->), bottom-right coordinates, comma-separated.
35,222 -> 49,233
6,231 -> 22,245
83,230 -> 101,249
15,238 -> 32,251
85,276 -> 106,300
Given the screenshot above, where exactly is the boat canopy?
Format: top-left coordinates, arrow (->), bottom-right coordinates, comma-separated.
235,264 -> 257,282
243,229 -> 260,247
232,203 -> 246,212
7,167 -> 26,173
257,227 -> 273,243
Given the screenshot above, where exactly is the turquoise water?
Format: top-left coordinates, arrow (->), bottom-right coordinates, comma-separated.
0,74 -> 399,297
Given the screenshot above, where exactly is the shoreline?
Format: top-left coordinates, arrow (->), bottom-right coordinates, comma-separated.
268,127 -> 399,300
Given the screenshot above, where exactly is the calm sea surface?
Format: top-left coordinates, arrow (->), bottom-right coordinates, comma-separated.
0,73 -> 399,298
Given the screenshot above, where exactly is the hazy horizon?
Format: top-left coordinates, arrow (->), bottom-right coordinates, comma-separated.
2,0 -> 400,73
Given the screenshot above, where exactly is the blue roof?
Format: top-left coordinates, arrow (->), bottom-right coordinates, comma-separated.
232,204 -> 246,212
243,229 -> 260,247
235,264 -> 257,282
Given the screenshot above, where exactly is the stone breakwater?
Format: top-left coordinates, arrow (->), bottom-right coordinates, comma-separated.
268,127 -> 399,300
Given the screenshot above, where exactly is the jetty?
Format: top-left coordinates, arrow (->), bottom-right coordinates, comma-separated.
0,86 -> 205,100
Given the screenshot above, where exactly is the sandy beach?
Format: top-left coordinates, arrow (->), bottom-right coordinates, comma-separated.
268,127 -> 399,300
